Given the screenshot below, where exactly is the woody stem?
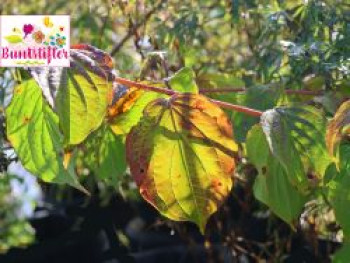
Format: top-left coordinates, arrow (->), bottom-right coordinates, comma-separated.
114,77 -> 263,117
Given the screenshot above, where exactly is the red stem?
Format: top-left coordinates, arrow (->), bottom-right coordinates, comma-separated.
115,77 -> 175,96
210,99 -> 263,117
114,77 -> 263,117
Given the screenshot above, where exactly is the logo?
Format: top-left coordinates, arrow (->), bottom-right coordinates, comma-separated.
0,15 -> 70,67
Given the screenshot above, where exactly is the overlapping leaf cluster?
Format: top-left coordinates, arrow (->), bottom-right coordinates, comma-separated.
4,44 -> 350,254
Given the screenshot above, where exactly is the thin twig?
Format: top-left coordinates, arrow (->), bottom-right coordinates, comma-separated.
285,90 -> 322,96
199,88 -> 322,96
114,77 -> 263,117
115,77 -> 174,96
210,99 -> 263,117
110,0 -> 165,56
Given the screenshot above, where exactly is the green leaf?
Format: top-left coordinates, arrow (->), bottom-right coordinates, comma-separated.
84,125 -> 127,185
196,73 -> 245,90
325,143 -> 350,237
253,155 -> 308,227
246,125 -> 308,226
260,106 -> 332,191
246,125 -> 269,173
302,75 -> 325,91
6,80 -> 85,191
126,93 -> 238,233
168,67 -> 198,93
31,45 -> 114,145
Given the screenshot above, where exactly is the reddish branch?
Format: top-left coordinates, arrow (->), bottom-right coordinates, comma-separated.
209,99 -> 263,117
114,78 -> 322,117
114,77 -> 263,117
115,77 -> 175,96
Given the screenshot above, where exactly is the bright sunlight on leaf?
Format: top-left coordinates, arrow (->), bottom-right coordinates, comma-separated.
6,79 -> 85,191
31,44 -> 115,145
126,93 -> 238,232
108,83 -> 166,135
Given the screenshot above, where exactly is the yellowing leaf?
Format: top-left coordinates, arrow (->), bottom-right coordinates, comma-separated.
5,35 -> 22,43
126,94 -> 238,233
326,100 -> 350,159
108,82 -> 166,135
107,85 -> 143,119
6,79 -> 85,192
30,45 -> 114,145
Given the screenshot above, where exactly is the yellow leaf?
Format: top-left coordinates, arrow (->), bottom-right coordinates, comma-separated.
126,93 -> 238,233
326,100 -> 350,160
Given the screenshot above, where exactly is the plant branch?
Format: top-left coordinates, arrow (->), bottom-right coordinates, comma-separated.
285,90 -> 322,96
110,0 -> 165,56
199,88 -> 322,96
115,77 -> 175,96
114,77 -> 263,117
209,99 -> 263,117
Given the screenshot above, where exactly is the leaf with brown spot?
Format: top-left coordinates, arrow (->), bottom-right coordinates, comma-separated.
109,82 -> 166,135
246,125 -> 308,226
107,84 -> 143,119
126,93 -> 238,233
6,79 -> 86,192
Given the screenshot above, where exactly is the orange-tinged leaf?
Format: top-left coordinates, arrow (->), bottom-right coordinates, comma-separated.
126,93 -> 238,233
326,100 -> 350,159
108,82 -> 166,135
107,84 -> 143,119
